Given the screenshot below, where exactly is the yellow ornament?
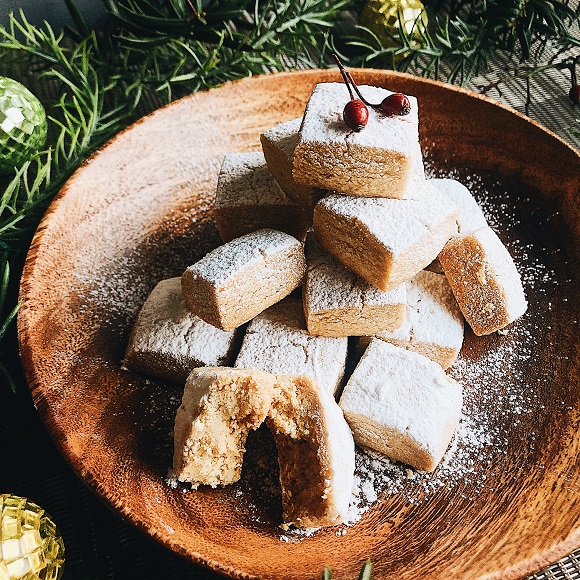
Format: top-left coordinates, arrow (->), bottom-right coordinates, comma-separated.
360,0 -> 428,50
0,495 -> 64,580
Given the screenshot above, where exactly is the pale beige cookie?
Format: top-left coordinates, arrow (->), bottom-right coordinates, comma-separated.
426,178 -> 488,274
359,270 -> 463,369
429,178 -> 488,235
181,229 -> 306,331
268,374 -> 354,529
313,181 -> 458,291
173,367 -> 275,488
304,237 -> 406,337
260,118 -> 325,211
339,340 -> 462,472
293,83 -> 421,198
124,278 -> 241,383
214,152 -> 309,243
439,226 -> 527,336
235,297 -> 347,397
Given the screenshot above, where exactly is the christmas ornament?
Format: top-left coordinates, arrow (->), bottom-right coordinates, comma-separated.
359,0 -> 427,50
0,78 -> 47,175
0,494 -> 65,580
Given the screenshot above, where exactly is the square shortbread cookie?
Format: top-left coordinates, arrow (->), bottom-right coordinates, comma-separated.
313,181 -> 458,291
124,278 -> 241,383
359,270 -> 464,369
173,367 -> 275,488
293,82 -> 420,198
439,226 -> 527,335
214,152 -> 309,243
182,229 -> 306,331
339,339 -> 463,472
260,118 -> 325,211
268,374 -> 354,528
304,237 -> 406,337
234,297 -> 348,397
429,178 -> 488,235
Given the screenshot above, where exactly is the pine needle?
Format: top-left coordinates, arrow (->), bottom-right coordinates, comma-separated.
358,560 -> 373,580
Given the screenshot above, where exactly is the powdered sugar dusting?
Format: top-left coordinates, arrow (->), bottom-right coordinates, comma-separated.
235,297 -> 348,396
125,277 -> 241,382
306,237 -> 407,311
429,177 -> 488,235
370,270 -> 464,366
184,228 -> 302,285
318,181 -> 458,254
216,152 -> 293,208
299,83 -> 419,152
261,117 -> 302,159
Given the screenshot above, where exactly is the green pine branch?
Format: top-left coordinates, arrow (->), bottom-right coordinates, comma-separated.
323,560 -> 372,579
345,0 -> 579,86
0,14 -> 137,390
100,0 -> 349,101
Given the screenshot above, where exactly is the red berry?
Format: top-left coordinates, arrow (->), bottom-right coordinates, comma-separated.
343,99 -> 369,131
570,84 -> 580,105
380,93 -> 411,116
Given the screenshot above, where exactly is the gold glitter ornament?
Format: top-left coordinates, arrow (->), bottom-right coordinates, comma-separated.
0,495 -> 64,580
359,0 -> 427,50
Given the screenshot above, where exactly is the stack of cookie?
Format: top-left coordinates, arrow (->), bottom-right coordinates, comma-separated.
124,81 -> 527,528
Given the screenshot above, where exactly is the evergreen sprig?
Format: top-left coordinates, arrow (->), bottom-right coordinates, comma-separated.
100,0 -> 348,101
323,560 -> 372,579
0,13 -> 137,390
346,0 -> 579,86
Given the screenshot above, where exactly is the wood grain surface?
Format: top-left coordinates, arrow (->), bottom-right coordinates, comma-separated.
17,69 -> 580,579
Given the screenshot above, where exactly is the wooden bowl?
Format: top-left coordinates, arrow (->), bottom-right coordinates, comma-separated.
18,69 -> 580,579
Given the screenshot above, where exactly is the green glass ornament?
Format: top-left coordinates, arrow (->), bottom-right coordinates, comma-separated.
0,78 -> 47,175
360,0 -> 428,51
0,494 -> 65,579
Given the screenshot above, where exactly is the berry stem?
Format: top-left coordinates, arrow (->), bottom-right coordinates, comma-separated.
332,53 -> 356,101
345,70 -> 374,107
332,53 -> 411,118
332,53 -> 387,109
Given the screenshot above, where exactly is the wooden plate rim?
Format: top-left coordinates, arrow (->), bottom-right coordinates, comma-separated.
17,68 -> 580,579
